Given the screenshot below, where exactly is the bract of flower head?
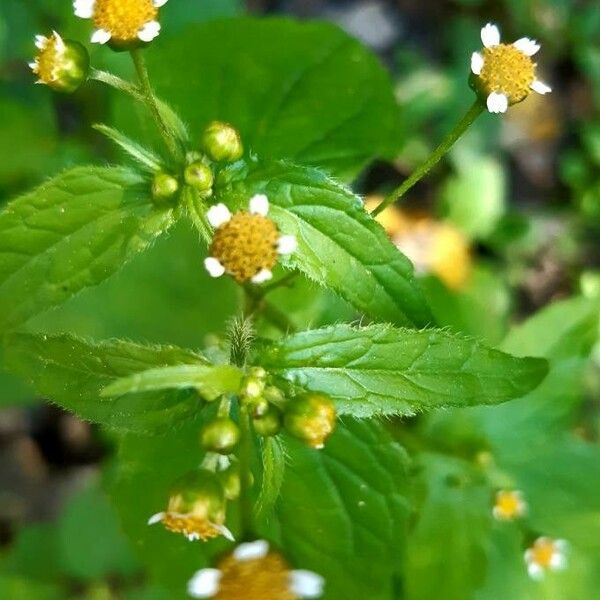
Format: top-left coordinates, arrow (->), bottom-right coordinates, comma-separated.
73,0 -> 168,47
187,539 -> 325,599
470,23 -> 552,113
493,489 -> 528,521
524,537 -> 568,580
147,470 -> 234,542
29,32 -> 89,93
204,195 -> 297,284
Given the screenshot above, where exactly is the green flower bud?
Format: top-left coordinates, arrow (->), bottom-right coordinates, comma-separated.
200,417 -> 240,454
218,463 -> 241,501
253,404 -> 283,437
30,32 -> 89,94
184,162 -> 214,195
201,121 -> 244,162
152,172 -> 179,203
284,392 -> 337,449
264,385 -> 286,407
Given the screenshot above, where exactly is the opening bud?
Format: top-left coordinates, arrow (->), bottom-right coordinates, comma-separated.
152,172 -> 179,203
201,121 -> 244,162
284,392 -> 337,449
184,162 -> 214,196
252,404 -> 283,438
200,417 -> 240,455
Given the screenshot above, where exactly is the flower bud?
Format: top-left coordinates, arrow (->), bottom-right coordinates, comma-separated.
184,162 -> 214,196
152,172 -> 179,203
284,392 -> 337,449
218,463 -> 241,501
200,417 -> 240,454
201,121 -> 244,162
241,367 -> 268,403
263,385 -> 286,407
252,404 -> 283,437
30,32 -> 89,93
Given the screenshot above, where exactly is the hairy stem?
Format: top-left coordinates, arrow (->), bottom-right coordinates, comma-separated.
244,285 -> 297,333
372,100 -> 484,217
238,405 -> 254,536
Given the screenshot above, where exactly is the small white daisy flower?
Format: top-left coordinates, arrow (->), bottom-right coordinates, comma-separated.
204,196 -> 297,284
470,22 -> 552,113
492,489 -> 528,521
524,537 -> 568,580
73,0 -> 168,46
188,540 -> 325,598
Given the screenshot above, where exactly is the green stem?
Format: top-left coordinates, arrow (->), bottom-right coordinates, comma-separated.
243,286 -> 297,333
238,405 -> 253,536
259,271 -> 299,295
129,49 -> 181,161
90,68 -> 144,101
372,100 -> 484,217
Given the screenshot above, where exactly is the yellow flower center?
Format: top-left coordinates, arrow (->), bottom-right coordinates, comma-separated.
210,212 -> 279,283
494,491 -> 522,519
530,539 -> 558,569
479,44 -> 535,103
93,0 -> 158,41
215,552 -> 296,600
33,36 -> 62,83
161,513 -> 222,541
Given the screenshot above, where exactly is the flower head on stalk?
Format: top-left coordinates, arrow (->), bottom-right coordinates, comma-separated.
204,195 -> 297,284
470,23 -> 552,113
492,489 -> 528,521
73,0 -> 168,46
188,539 -> 324,599
524,537 -> 568,580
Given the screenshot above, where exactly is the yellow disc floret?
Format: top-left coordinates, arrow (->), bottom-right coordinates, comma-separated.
210,212 -> 279,284
33,34 -> 63,84
479,44 -> 535,103
93,0 -> 158,42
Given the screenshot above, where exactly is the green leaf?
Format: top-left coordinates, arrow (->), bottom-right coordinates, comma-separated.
269,419 -> 410,599
1,332 -> 208,433
258,323 -> 548,417
216,160 -> 432,327
255,436 -> 287,518
102,363 -> 243,401
138,17 -> 402,181
0,166 -> 175,332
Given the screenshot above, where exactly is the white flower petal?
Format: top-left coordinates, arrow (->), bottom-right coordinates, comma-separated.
147,512 -> 165,525
289,570 -> 325,598
233,540 -> 270,561
550,552 -> 567,570
154,0 -> 169,6
35,35 -> 48,49
28,61 -> 38,71
207,203 -> 231,228
187,568 -> 222,599
138,20 -> 161,43
527,562 -> 545,580
554,539 -> 569,552
251,268 -> 273,284
531,79 -> 552,95
277,235 -> 297,255
204,257 -> 226,278
73,0 -> 95,19
249,194 -> 269,216
471,52 -> 484,75
91,28 -> 112,44
214,523 -> 235,542
486,91 -> 508,113
481,23 -> 501,48
492,506 -> 502,520
513,37 -> 540,57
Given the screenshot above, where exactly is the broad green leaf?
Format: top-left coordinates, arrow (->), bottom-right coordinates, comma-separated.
269,419 -> 410,599
0,166 -> 175,332
258,323 -> 548,417
255,436 -> 286,518
1,333 -> 208,433
102,364 -> 243,401
136,17 -> 402,180
216,161 -> 432,327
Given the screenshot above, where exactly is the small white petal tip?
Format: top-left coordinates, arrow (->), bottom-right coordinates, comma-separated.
249,194 -> 270,216
277,235 -> 297,255
91,28 -> 111,44
513,37 -> 540,57
187,568 -> 222,599
34,35 -> 47,49
147,512 -> 165,525
73,0 -> 95,19
531,79 -> 552,95
481,23 -> 501,48
153,0 -> 169,6
138,20 -> 161,43
207,203 -> 232,228
486,91 -> 508,113
215,523 -> 235,542
251,268 -> 273,284
527,562 -> 545,580
233,540 -> 270,561
471,52 -> 484,75
204,257 -> 226,278
289,570 -> 325,598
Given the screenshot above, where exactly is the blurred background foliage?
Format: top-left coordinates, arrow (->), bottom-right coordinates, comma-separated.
0,0 -> 598,599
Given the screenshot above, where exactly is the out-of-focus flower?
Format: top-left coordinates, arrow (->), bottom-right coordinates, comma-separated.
74,0 -> 168,46
524,537 -> 568,580
284,393 -> 336,450
29,32 -> 89,93
470,23 -> 552,113
204,196 -> 297,284
492,489 -> 528,521
364,195 -> 406,236
187,539 -> 324,599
